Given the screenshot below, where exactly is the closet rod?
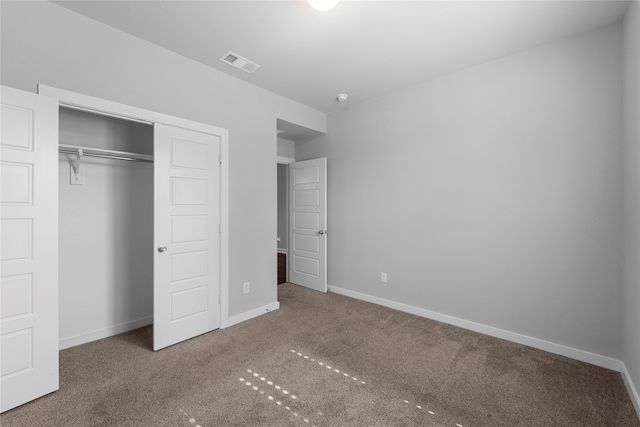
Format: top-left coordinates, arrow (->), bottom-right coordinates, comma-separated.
59,144 -> 153,163
59,149 -> 154,163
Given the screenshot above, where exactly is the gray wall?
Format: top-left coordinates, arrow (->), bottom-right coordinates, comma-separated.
297,23 -> 624,359
623,0 -> 640,405
277,138 -> 295,159
0,1 -> 325,319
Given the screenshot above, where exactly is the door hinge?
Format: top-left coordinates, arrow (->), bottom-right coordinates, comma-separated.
219,223 -> 222,234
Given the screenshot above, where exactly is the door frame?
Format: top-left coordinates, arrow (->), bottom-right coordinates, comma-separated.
37,85 -> 231,329
277,156 -> 294,283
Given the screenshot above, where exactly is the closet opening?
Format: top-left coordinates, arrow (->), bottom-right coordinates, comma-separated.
58,106 -> 155,350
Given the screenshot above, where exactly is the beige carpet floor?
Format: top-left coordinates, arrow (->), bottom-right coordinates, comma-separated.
1,283 -> 638,426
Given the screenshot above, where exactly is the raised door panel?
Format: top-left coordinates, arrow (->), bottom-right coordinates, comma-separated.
0,274 -> 33,320
0,219 -> 33,262
1,162 -> 32,204
1,104 -> 33,150
293,212 -> 319,230
171,215 -> 208,243
292,255 -> 320,278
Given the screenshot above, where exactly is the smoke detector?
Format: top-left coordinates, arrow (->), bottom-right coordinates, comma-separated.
337,93 -> 348,102
219,51 -> 261,74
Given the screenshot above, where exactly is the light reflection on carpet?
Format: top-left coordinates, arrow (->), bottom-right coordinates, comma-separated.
231,348 -> 468,426
178,408 -> 204,427
240,369 -> 315,425
291,349 -> 367,384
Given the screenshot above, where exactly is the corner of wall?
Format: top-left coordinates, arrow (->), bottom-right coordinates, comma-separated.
622,0 -> 640,420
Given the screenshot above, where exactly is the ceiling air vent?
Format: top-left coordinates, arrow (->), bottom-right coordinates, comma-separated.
219,51 -> 261,74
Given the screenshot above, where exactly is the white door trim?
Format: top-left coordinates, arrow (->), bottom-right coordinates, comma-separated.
277,159 -> 291,281
36,85 -> 231,330
277,156 -> 295,164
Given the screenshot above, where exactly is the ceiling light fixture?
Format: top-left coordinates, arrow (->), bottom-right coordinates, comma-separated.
307,0 -> 340,12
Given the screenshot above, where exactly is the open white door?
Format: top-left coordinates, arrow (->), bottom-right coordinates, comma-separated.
1,86 -> 59,412
153,124 -> 221,350
288,158 -> 327,293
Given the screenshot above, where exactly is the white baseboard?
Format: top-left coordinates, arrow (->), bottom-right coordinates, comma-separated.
621,362 -> 640,419
59,301 -> 282,349
222,301 -> 280,329
331,282 -> 640,416
328,285 -> 622,372
59,316 -> 153,350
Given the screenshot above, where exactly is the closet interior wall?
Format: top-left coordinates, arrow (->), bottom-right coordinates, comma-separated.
58,108 -> 154,349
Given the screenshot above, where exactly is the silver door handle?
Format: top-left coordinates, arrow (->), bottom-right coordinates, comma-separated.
318,230 -> 327,235
158,245 -> 168,253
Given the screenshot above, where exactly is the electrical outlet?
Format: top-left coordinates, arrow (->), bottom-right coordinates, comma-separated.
380,272 -> 388,284
243,282 -> 250,294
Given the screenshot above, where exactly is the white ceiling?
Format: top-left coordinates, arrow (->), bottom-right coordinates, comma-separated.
54,0 -> 628,116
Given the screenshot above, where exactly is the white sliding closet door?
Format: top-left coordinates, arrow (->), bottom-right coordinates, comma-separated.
0,86 -> 59,412
153,124 -> 221,350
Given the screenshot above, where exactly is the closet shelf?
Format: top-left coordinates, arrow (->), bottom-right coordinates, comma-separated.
59,144 -> 153,163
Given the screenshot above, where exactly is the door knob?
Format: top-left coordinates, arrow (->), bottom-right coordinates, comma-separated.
318,230 -> 326,235
158,245 -> 168,253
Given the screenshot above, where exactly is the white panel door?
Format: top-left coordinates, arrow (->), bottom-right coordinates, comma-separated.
289,158 -> 327,292
0,86 -> 59,412
153,124 -> 220,350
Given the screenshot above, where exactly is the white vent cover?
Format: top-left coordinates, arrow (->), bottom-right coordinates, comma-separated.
219,51 -> 261,74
